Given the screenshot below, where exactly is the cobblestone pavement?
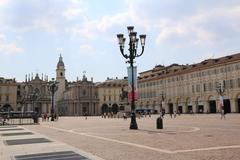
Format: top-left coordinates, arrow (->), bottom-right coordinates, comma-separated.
22,114 -> 240,160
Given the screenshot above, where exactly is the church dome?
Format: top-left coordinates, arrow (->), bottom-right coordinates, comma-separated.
57,55 -> 65,68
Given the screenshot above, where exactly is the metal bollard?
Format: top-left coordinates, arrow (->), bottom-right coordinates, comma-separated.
156,117 -> 163,129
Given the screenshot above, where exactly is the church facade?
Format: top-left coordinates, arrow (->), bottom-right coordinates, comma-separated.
55,55 -> 100,116
17,74 -> 52,114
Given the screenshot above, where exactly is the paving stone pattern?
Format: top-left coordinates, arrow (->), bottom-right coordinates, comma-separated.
23,114 -> 240,160
14,151 -> 89,160
1,132 -> 34,136
0,125 -> 100,160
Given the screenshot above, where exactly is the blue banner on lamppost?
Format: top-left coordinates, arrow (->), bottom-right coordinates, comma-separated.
127,66 -> 137,101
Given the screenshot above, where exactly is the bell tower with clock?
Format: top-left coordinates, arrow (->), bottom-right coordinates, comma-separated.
56,54 -> 66,101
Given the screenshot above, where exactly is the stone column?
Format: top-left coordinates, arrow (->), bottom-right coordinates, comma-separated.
182,104 -> 187,113
80,104 -> 82,115
192,103 -> 197,113
42,103 -> 46,113
173,103 -> 177,112
204,101 -> 209,113
230,99 -> 237,113
27,103 -> 31,111
165,104 -> 169,114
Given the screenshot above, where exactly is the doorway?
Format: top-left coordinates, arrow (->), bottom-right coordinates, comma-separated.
209,101 -> 216,113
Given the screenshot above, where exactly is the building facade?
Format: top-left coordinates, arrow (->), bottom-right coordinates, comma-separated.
17,74 -> 52,114
96,78 -> 130,114
0,78 -> 17,112
137,53 -> 240,114
3,53 -> 240,115
57,75 -> 99,116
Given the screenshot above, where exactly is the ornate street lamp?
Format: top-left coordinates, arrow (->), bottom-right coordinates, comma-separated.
48,78 -> 58,121
117,26 -> 146,129
157,92 -> 165,129
159,92 -> 166,115
30,89 -> 39,112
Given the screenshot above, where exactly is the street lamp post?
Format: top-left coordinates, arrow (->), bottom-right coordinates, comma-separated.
117,26 -> 146,130
48,78 -> 58,121
159,92 -> 166,116
30,91 -> 38,112
157,92 -> 165,129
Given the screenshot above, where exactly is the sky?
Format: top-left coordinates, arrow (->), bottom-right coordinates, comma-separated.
1,0 -> 240,82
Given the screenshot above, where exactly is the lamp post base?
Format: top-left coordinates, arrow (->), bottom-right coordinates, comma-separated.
51,116 -> 54,121
156,116 -> 163,129
129,112 -> 138,130
51,108 -> 54,121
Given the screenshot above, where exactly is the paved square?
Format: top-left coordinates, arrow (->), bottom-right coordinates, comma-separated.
23,114 -> 240,160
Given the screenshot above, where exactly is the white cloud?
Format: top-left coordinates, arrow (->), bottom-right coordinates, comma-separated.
79,44 -> 96,56
0,0 -> 8,7
67,24 -> 98,40
155,5 -> 240,47
0,42 -> 24,54
63,8 -> 85,20
56,47 -> 63,53
0,33 -> 23,54
33,17 -> 57,33
0,34 -> 6,40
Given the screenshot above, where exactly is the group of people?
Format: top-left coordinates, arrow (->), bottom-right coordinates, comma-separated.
41,112 -> 58,121
161,109 -> 182,119
136,111 -> 151,118
101,112 -> 115,118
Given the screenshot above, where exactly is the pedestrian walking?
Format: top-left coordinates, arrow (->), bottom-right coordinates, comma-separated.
221,109 -> 226,120
174,110 -> 177,118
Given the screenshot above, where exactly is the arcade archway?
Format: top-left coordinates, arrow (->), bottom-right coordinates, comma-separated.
101,104 -> 109,114
112,104 -> 119,114
1,104 -> 13,112
208,96 -> 216,113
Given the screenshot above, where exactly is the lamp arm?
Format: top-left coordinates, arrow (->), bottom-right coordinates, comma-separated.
136,46 -> 144,58
120,46 -> 128,59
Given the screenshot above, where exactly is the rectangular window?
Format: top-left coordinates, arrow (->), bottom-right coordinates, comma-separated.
237,78 -> 240,88
220,68 -> 224,73
192,85 -> 195,93
235,64 -> 239,70
6,95 -> 9,101
196,84 -> 200,92
203,83 -> 206,92
230,79 -> 234,88
209,82 -> 213,91
227,66 -> 231,72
